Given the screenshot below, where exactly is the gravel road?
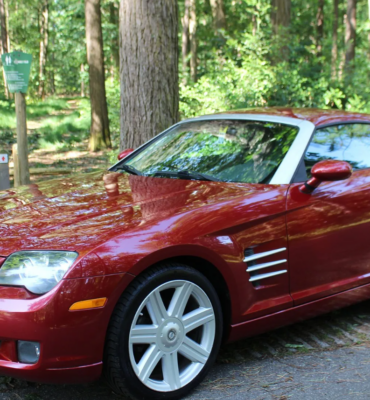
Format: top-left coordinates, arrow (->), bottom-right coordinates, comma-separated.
2,300 -> 370,400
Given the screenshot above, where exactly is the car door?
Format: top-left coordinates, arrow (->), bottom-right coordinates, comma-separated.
287,123 -> 370,305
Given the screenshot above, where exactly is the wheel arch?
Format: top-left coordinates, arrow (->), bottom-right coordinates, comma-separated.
111,254 -> 233,343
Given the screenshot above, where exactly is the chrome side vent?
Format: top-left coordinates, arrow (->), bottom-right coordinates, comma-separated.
247,259 -> 287,273
249,270 -> 288,282
243,247 -> 286,263
244,247 -> 287,284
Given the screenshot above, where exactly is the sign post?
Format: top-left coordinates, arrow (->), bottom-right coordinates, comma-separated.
1,51 -> 32,187
0,153 -> 10,190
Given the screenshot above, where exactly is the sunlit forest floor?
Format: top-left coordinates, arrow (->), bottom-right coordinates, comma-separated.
0,96 -> 118,185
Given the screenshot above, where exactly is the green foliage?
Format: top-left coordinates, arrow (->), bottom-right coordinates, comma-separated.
4,0 -> 370,154
180,0 -> 370,118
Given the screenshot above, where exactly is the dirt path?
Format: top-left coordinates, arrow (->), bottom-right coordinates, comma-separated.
1,300 -> 370,399
8,98 -> 113,183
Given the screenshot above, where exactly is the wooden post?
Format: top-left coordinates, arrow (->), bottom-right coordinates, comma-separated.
14,92 -> 30,186
12,143 -> 19,187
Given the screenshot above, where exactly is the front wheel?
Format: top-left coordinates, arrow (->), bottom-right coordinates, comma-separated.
104,263 -> 223,400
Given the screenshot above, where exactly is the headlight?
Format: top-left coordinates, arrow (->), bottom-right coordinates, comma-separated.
0,251 -> 78,294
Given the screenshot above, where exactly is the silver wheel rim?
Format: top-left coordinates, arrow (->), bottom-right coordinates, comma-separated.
128,280 -> 216,392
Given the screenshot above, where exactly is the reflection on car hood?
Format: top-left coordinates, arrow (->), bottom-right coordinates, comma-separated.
0,170 -> 272,256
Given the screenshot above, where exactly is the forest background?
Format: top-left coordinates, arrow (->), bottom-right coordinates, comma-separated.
0,0 -> 367,179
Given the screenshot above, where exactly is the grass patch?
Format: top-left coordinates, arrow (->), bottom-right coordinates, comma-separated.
0,96 -> 91,152
27,97 -> 71,118
35,98 -> 90,149
0,99 -> 16,130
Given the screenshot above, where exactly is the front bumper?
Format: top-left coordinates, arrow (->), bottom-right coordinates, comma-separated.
0,273 -> 134,384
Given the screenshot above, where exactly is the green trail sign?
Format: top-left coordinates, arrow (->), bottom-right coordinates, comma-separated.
1,51 -> 32,93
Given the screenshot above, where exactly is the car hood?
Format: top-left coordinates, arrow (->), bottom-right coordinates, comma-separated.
0,170 -> 276,257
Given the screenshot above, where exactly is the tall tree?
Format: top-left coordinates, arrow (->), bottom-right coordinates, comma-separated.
85,0 -> 111,151
38,0 -> 49,100
182,0 -> 190,82
182,0 -> 197,83
271,0 -> 291,60
109,1 -> 119,70
331,0 -> 339,78
271,0 -> 290,34
119,0 -> 179,150
0,0 -> 9,98
210,0 -> 226,31
189,0 -> 197,82
345,0 -> 356,71
317,0 -> 324,56
368,0 -> 370,58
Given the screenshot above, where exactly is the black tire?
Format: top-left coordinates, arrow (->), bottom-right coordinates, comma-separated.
104,262 -> 223,400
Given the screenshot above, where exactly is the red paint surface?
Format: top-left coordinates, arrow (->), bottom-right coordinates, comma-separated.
0,108 -> 369,384
117,148 -> 134,160
300,160 -> 353,193
288,169 -> 370,305
312,160 -> 353,181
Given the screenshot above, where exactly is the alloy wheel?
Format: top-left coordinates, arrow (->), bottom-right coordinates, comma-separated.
128,280 -> 216,392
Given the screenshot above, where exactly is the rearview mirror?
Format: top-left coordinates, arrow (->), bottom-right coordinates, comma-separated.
300,160 -> 352,194
117,148 -> 134,161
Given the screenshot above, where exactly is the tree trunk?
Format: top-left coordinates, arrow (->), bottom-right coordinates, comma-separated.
38,0 -> 49,100
119,0 -> 179,150
85,0 -> 111,151
189,0 -> 197,82
80,64 -> 85,97
345,0 -> 356,71
182,0 -> 190,83
332,0 -> 339,78
317,0 -> 324,56
271,0 -> 291,60
271,0 -> 290,34
252,11 -> 257,36
109,2 -> 119,69
210,0 -> 226,31
368,0 -> 370,58
0,0 -> 8,98
50,37 -> 55,95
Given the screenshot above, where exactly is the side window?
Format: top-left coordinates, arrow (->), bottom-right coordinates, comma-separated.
304,124 -> 370,176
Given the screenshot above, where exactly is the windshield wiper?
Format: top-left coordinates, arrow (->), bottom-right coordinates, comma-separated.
117,164 -> 143,176
151,169 -> 220,182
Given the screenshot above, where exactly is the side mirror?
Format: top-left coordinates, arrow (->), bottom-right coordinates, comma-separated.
300,160 -> 352,194
117,148 -> 134,161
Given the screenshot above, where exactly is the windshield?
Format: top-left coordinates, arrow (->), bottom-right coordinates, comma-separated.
116,120 -> 299,184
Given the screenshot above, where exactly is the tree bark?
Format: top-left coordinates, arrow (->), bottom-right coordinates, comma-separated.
50,38 -> 55,95
189,0 -> 197,82
317,0 -> 324,56
368,0 -> 370,58
271,0 -> 291,60
182,0 -> 190,83
331,0 -> 339,78
80,63 -> 85,97
109,2 -> 119,69
271,0 -> 290,34
38,0 -> 49,100
210,0 -> 226,31
85,0 -> 111,151
119,0 -> 179,150
0,0 -> 9,98
345,0 -> 356,71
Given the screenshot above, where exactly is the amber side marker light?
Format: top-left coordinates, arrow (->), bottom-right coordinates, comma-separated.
69,298 -> 107,311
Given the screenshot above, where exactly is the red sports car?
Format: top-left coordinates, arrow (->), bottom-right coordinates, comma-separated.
0,108 -> 368,399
